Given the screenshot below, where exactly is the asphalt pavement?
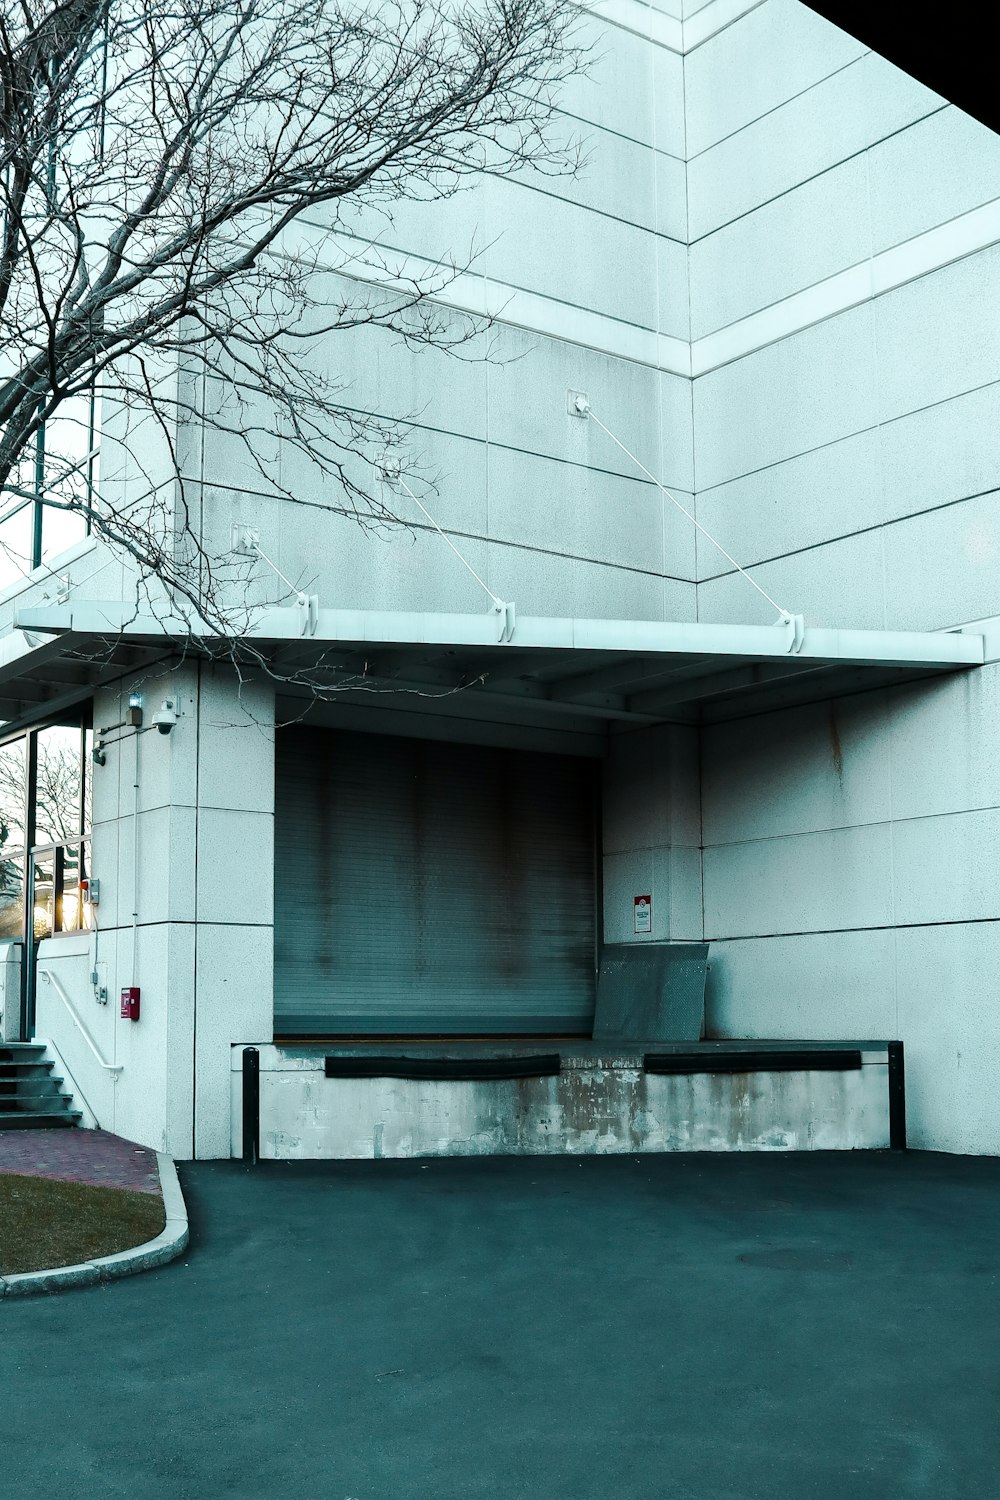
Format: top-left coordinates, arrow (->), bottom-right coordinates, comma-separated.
3,1149 -> 1000,1499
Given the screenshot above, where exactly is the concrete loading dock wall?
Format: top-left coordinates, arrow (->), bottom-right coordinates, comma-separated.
231,1044 -> 894,1160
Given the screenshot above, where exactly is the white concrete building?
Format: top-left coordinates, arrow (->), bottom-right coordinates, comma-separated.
2,0 -> 999,1160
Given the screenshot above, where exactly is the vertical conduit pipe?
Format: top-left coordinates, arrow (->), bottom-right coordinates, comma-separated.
131,723 -> 140,982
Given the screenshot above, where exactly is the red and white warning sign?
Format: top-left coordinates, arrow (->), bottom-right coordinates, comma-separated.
633,893 -> 652,934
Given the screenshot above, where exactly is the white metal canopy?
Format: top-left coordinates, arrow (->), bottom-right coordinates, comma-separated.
0,601 -> 986,733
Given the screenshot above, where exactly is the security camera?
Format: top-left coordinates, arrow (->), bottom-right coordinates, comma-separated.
152,699 -> 178,735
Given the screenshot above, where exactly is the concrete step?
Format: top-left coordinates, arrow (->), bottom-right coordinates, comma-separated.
0,1111 -> 81,1129
0,1094 -> 77,1114
0,1044 -> 80,1130
0,1074 -> 67,1098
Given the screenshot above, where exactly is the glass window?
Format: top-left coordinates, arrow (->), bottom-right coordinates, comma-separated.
0,390 -> 97,595
34,724 -> 84,845
39,392 -> 98,563
0,737 -> 27,941
40,502 -> 89,564
31,851 -> 55,940
62,842 -> 85,933
0,715 -> 91,942
83,729 -> 93,833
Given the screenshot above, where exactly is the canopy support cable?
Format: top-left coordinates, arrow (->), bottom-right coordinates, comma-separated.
377,458 -> 516,642
574,396 -> 804,651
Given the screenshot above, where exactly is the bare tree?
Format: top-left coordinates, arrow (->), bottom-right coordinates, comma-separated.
0,0 -> 585,636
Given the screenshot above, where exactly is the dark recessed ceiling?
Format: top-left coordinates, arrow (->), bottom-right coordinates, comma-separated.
801,3 -> 1000,137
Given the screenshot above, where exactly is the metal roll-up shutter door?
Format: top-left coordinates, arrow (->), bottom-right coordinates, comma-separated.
274,727 -> 597,1036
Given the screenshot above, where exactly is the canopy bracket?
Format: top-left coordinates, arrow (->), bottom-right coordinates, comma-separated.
494,599 -> 516,643
779,611 -> 806,653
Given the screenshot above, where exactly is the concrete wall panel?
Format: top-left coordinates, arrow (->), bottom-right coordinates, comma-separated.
868,107 -> 1000,254
878,381 -> 1000,533
706,927 -> 898,1040
697,526 -> 887,632
194,923 -> 274,1159
576,554 -> 695,622
195,810 -> 274,927
688,52 -> 943,241
483,445 -> 683,580
485,536 -> 578,617
264,293 -> 490,446
481,177 -> 664,330
708,923 -> 1000,1157
692,302 -> 878,491
603,718 -> 703,943
703,823 -> 894,939
559,19 -> 662,150
689,154 -> 870,338
695,377 -> 1000,597
880,490 -> 1000,632
895,922 -> 1000,1155
604,847 -> 657,941
654,151 -> 688,245
34,937 -> 118,1127
658,372 -> 696,494
196,674 -> 275,815
684,0 -> 868,159
652,47 -> 686,161
658,844 -> 705,940
893,810 -> 1000,928
604,722 -> 702,853
508,127 -> 666,236
327,177 -> 487,280
701,693 -> 892,845
485,331 -> 670,484
693,426 -> 880,576
321,513 -> 496,615
874,247 -> 1000,427
887,665 -> 1000,823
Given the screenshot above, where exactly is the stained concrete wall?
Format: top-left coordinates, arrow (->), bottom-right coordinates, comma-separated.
236,1045 -> 891,1159
687,3 -> 1000,1154
602,721 -> 703,945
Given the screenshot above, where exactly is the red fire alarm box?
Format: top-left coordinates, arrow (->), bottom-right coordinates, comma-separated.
120,987 -> 140,1021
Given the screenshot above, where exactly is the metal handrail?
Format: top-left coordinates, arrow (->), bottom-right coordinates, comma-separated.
37,966 -> 122,1074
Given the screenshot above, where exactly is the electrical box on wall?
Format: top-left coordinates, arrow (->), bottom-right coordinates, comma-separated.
120,987 -> 140,1021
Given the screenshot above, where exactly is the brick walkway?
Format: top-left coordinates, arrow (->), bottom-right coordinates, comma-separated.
0,1129 -> 161,1195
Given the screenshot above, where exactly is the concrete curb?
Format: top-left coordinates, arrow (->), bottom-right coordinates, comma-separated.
0,1152 -> 189,1300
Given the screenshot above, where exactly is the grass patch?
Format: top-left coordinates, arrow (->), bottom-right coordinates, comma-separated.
0,1174 -> 165,1275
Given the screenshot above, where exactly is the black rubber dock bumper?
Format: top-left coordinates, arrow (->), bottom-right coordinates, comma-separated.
643,1049 -> 864,1074
324,1055 -> 562,1081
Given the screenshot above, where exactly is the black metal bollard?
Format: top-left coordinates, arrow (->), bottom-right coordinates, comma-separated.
242,1046 -> 260,1166
887,1041 -> 906,1151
